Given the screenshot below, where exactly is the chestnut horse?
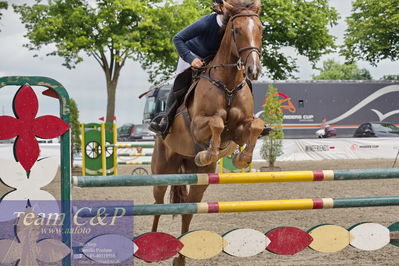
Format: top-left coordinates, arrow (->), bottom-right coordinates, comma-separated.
151,0 -> 263,264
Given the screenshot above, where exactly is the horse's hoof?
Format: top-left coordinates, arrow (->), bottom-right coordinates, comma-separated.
195,150 -> 218,167
194,151 -> 208,167
232,153 -> 251,169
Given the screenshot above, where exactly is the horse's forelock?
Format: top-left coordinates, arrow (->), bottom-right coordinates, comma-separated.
225,0 -> 261,15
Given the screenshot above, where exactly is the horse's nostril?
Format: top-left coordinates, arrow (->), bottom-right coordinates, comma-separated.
246,65 -> 257,79
246,66 -> 253,76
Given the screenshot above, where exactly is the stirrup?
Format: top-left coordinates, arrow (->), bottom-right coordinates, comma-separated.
149,122 -> 162,133
149,114 -> 169,137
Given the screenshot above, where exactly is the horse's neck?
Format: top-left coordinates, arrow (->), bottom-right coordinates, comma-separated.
210,35 -> 244,88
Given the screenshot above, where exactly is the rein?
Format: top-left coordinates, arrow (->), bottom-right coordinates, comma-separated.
198,11 -> 261,125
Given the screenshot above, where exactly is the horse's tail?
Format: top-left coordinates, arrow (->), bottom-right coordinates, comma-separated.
170,185 -> 188,204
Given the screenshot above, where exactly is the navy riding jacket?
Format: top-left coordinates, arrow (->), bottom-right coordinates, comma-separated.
173,13 -> 223,64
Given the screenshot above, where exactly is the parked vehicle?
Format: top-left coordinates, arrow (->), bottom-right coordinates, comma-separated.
117,123 -> 134,141
130,124 -> 155,141
353,122 -> 399,137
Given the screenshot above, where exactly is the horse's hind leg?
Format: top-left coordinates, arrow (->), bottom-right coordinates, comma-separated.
181,184 -> 209,233
233,117 -> 264,169
151,138 -> 181,232
193,115 -> 224,166
151,186 -> 167,232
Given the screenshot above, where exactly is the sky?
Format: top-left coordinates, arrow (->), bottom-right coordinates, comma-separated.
0,0 -> 398,126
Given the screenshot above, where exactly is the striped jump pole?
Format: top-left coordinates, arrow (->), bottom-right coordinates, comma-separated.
76,195 -> 399,217
107,143 -> 154,149
117,161 -> 151,165
73,168 -> 399,187
118,153 -> 153,157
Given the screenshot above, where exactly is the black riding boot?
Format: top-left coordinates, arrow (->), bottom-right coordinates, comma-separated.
149,91 -> 179,136
149,70 -> 193,137
149,69 -> 193,137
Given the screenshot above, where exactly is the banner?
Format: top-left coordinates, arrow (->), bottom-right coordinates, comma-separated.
253,138 -> 399,161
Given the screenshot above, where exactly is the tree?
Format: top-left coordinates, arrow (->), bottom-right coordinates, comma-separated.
381,75 -> 399,81
261,0 -> 339,79
261,84 -> 284,168
313,59 -> 372,80
138,0 -> 208,82
70,98 -> 81,168
13,0 -> 200,122
0,1 -> 7,30
342,0 -> 399,65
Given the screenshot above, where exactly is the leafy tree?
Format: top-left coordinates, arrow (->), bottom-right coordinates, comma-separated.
261,84 -> 284,168
313,59 -> 372,80
342,0 -> 399,65
137,0 -> 208,82
13,0 -> 199,122
70,98 -> 81,167
381,75 -> 399,81
0,1 -> 8,29
261,0 -> 339,79
70,98 -> 81,153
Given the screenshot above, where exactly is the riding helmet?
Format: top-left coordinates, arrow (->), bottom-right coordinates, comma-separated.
213,0 -> 224,14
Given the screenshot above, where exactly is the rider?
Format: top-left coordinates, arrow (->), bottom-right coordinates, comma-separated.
149,0 -> 227,136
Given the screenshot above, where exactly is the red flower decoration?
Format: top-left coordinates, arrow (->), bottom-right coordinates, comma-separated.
0,84 -> 70,172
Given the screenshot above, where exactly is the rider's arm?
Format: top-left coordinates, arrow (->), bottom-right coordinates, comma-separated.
173,15 -> 211,64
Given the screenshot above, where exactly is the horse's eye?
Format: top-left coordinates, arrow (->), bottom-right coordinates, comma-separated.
234,27 -> 240,34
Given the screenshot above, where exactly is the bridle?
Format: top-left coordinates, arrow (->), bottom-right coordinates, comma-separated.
199,11 -> 262,118
199,12 -> 262,71
230,12 -> 262,70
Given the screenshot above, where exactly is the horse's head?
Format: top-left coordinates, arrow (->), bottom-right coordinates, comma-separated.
223,0 -> 262,80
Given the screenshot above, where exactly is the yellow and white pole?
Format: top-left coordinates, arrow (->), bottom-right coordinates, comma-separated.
81,123 -> 86,176
101,122 -> 106,176
113,121 -> 118,176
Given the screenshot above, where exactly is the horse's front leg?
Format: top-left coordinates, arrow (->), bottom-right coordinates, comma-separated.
192,115 -> 224,166
233,117 -> 264,169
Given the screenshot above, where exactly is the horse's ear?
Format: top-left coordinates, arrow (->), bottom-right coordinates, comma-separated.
253,0 -> 261,14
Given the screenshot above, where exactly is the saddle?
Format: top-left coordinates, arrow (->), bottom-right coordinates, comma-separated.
175,72 -> 200,134
171,68 -> 205,152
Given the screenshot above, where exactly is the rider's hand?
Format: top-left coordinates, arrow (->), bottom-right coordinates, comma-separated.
191,58 -> 203,68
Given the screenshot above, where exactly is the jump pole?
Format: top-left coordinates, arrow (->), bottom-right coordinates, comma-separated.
100,122 -> 106,176
81,123 -> 86,176
76,195 -> 399,217
74,168 -> 399,187
107,143 -> 155,148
